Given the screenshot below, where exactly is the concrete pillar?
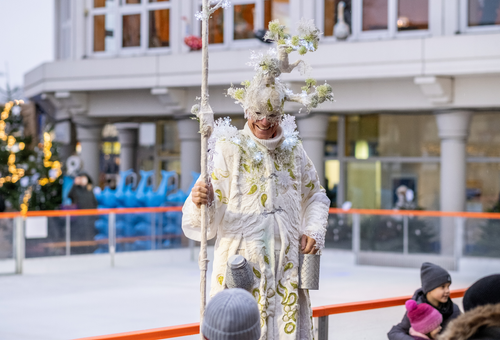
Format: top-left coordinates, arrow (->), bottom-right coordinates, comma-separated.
296,114 -> 330,187
115,123 -> 139,173
74,120 -> 103,185
177,117 -> 201,192
436,110 -> 472,255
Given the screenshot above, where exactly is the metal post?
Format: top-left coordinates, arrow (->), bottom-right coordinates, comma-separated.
318,316 -> 329,340
454,217 -> 465,271
352,213 -> 360,264
158,212 -> 163,250
14,217 -> 24,275
151,212 -> 156,250
403,215 -> 409,255
189,239 -> 195,261
337,115 -> 346,208
65,215 -> 71,256
108,213 -> 116,267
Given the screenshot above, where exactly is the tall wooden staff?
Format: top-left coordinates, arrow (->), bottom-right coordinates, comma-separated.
196,1 -> 230,336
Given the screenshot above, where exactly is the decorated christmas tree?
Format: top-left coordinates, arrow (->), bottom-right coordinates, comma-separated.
0,101 -> 62,213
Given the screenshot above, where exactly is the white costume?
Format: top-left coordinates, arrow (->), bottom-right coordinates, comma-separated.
182,116 -> 330,340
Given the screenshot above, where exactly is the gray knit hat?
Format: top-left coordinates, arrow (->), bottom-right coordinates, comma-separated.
202,288 -> 261,340
421,262 -> 452,294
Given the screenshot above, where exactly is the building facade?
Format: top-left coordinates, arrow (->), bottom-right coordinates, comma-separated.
24,0 -> 500,218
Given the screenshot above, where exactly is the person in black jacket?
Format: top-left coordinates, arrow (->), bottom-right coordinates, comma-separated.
438,274 -> 500,340
67,172 -> 98,254
388,262 -> 462,340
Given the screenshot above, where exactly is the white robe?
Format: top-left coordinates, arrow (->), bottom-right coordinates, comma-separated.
182,119 -> 330,340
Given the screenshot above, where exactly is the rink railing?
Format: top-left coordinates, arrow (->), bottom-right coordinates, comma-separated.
74,288 -> 467,340
3,207 -> 500,274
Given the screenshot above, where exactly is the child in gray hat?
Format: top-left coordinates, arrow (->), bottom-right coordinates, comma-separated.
202,288 -> 261,340
388,262 -> 461,340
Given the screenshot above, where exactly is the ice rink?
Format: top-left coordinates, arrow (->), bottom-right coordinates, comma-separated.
1,248 -> 499,340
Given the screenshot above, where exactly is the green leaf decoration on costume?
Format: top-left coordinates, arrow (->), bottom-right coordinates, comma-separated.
219,169 -> 230,178
253,267 -> 262,279
274,161 -> 280,171
285,322 -> 296,334
217,275 -> 224,286
293,184 -> 298,191
305,181 -> 315,190
284,262 -> 293,271
290,282 -> 298,289
243,163 -> 251,173
285,244 -> 290,254
215,189 -> 229,204
264,255 -> 270,265
211,172 -> 218,181
288,169 -> 296,179
261,194 -> 267,207
277,280 -> 288,301
285,292 -> 297,305
253,288 -> 261,303
248,185 -> 258,195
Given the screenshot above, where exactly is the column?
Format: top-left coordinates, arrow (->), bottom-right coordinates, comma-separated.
115,123 -> 139,173
177,117 -> 201,192
436,110 -> 472,255
296,114 -> 330,188
74,119 -> 103,185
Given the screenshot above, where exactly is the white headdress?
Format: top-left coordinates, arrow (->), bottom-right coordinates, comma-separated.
226,19 -> 334,124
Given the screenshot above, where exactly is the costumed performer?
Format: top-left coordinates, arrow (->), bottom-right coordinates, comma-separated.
182,19 -> 334,340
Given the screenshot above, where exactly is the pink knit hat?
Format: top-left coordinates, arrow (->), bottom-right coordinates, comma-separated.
405,300 -> 443,335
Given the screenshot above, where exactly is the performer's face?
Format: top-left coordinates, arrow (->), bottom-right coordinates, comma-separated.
247,115 -> 280,140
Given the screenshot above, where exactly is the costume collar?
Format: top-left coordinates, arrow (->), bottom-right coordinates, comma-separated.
244,122 -> 283,151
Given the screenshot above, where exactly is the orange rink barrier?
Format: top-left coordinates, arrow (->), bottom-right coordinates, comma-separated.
74,289 -> 467,340
1,206 -> 500,219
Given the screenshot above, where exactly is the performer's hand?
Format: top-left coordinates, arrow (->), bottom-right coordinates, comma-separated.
301,235 -> 318,254
191,181 -> 214,208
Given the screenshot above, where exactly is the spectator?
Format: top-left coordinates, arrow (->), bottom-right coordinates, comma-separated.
405,300 -> 443,340
438,274 -> 500,340
201,288 -> 260,340
67,172 -> 97,210
388,263 -> 461,340
67,172 -> 98,254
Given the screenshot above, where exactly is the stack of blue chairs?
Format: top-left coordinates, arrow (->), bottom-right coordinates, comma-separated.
94,169 -> 199,253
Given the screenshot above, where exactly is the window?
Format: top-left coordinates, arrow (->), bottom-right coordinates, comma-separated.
397,0 -> 428,31
468,0 -> 500,27
94,14 -> 115,52
362,0 -> 388,31
209,7 -> 225,44
234,4 -> 255,40
122,14 -> 141,47
264,0 -> 290,28
324,0 -> 352,37
90,0 -> 171,55
149,9 -> 170,47
196,0 -> 267,46
338,0 -> 429,41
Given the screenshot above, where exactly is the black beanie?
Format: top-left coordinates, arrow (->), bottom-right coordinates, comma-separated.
420,262 -> 452,294
463,274 -> 500,312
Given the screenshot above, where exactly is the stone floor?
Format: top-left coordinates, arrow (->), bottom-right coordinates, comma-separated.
0,248 -> 498,340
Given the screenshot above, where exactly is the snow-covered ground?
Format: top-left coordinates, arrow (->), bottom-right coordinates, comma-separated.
0,248 -> 498,340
